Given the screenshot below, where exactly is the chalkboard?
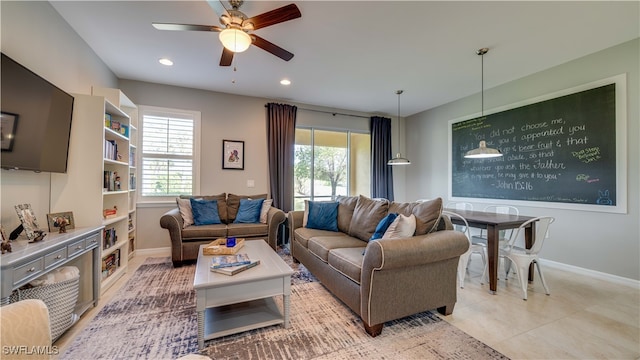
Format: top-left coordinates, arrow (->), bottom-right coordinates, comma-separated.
451,82 -> 617,207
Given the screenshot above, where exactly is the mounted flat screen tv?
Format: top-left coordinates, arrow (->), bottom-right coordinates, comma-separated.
1,53 -> 74,173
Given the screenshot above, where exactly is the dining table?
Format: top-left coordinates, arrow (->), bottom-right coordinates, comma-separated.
445,208 -> 538,294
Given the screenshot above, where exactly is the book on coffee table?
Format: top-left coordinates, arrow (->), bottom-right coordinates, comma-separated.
210,253 -> 251,269
211,260 -> 260,276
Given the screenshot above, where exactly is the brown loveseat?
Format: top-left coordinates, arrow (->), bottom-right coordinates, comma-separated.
160,193 -> 286,267
288,195 -> 468,337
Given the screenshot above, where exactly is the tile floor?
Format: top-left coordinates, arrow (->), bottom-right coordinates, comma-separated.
445,256 -> 640,359
54,252 -> 640,359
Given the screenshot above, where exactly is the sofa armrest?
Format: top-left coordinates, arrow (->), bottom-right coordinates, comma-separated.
360,230 -> 469,326
1,299 -> 52,358
287,210 -> 304,240
266,206 -> 286,250
287,210 -> 304,229
362,230 -> 469,272
160,208 -> 184,265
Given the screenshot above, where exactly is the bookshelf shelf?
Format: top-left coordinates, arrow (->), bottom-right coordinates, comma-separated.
103,214 -> 128,227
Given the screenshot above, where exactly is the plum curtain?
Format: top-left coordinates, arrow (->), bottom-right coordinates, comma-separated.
266,102 -> 297,212
370,116 -> 394,200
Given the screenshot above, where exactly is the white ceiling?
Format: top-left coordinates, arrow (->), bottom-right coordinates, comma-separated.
50,1 -> 639,117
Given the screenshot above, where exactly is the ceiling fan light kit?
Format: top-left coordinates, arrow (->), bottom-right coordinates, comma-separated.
153,1 -> 301,66
219,28 -> 251,52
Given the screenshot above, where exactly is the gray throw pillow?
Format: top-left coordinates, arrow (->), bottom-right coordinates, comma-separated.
336,195 -> 358,233
348,195 -> 389,241
412,198 -> 443,235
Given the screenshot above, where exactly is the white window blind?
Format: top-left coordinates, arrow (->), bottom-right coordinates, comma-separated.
139,107 -> 200,199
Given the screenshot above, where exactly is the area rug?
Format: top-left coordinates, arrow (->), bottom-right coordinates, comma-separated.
61,249 -> 508,360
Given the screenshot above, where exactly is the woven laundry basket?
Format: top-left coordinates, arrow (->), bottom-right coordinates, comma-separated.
10,266 -> 80,341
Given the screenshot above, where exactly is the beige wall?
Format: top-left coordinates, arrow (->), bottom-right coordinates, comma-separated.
0,1 -> 117,229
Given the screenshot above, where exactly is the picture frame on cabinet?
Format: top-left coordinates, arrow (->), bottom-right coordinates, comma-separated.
14,204 -> 40,240
46,211 -> 75,233
222,139 -> 244,170
1,112 -> 18,151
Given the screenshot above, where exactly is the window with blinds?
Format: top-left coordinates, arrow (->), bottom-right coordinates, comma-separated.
139,106 -> 200,200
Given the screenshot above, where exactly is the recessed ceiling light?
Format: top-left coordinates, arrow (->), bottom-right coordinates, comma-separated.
159,58 -> 173,66
280,79 -> 291,85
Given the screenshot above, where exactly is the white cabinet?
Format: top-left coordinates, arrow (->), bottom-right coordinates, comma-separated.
51,88 -> 137,294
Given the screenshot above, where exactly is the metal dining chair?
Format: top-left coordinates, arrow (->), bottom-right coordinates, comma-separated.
472,204 -> 520,245
445,202 -> 473,211
443,211 -> 486,289
484,216 -> 555,300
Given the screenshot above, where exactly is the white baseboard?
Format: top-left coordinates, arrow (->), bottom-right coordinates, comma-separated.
134,247 -> 171,257
541,259 -> 640,288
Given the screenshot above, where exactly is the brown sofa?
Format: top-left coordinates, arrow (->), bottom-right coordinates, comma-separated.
160,193 -> 286,267
288,195 -> 468,336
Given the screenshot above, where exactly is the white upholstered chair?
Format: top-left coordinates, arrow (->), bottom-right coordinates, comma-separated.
0,299 -> 52,360
443,211 -> 486,288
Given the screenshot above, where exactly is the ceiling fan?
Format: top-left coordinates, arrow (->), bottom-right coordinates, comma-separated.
152,0 -> 301,66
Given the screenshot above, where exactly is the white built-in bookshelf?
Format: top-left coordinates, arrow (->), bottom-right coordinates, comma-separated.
51,87 -> 137,294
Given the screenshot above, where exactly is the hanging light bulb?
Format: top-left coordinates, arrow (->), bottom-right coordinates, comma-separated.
465,48 -> 503,159
388,90 -> 411,165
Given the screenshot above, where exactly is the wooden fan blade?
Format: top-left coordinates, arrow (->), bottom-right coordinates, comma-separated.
206,0 -> 229,18
244,4 -> 301,30
152,23 -> 222,32
220,48 -> 234,66
251,35 -> 294,61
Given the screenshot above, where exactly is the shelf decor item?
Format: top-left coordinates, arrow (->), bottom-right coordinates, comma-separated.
46,211 -> 75,233
222,139 -> 244,170
14,204 -> 41,240
103,206 -> 118,219
1,225 -> 11,254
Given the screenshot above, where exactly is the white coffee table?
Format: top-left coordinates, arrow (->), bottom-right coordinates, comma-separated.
193,239 -> 293,349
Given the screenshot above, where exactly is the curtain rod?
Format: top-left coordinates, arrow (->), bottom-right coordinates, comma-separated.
265,104 -> 370,119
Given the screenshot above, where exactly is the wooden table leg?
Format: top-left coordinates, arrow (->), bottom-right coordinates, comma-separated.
525,223 -> 536,282
487,225 -> 499,294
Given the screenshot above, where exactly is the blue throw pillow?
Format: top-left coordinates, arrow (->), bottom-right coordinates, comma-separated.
370,213 -> 398,241
306,201 -> 339,231
190,198 -> 221,225
363,212 -> 399,255
234,198 -> 264,223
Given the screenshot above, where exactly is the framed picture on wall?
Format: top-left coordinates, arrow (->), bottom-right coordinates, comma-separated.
222,139 -> 244,170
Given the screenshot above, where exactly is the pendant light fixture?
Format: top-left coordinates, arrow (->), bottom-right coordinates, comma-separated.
464,48 -> 503,159
388,90 -> 411,165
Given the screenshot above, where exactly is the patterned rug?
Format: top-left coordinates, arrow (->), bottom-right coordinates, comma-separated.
61,248 -> 508,360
